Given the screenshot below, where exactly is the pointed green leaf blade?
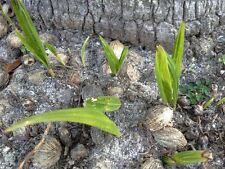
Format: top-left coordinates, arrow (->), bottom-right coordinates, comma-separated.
81,36 -> 90,66
172,21 -> 185,78
11,0 -> 49,68
84,96 -> 121,112
167,56 -> 178,108
155,46 -> 173,105
5,107 -> 121,136
99,36 -> 119,75
117,46 -> 129,72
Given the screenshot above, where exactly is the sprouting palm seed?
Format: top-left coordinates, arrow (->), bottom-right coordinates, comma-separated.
99,36 -> 129,76
162,150 -> 212,166
5,96 -> 122,137
155,22 -> 185,108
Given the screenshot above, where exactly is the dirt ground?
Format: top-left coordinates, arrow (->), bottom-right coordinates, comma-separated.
0,27 -> 224,169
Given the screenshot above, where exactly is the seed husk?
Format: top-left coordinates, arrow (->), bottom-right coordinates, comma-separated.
153,127 -> 187,149
145,105 -> 173,131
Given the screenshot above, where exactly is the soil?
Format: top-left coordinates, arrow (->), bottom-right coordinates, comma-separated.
0,27 -> 224,169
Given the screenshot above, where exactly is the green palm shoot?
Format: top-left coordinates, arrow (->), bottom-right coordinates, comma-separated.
5,96 -> 122,136
9,0 -> 59,76
155,22 -> 185,108
162,150 -> 213,166
81,36 -> 90,66
99,36 -> 129,76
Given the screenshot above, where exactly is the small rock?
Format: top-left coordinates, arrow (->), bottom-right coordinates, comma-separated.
153,127 -> 187,149
47,50 -> 69,66
0,15 -> 8,38
145,105 -> 173,131
58,126 -> 72,146
28,71 -> 46,85
93,159 -> 113,169
22,54 -> 35,66
12,127 -> 26,137
33,136 -> 62,168
67,71 -> 81,87
70,144 -> 88,162
6,31 -> 22,49
194,105 -> 204,116
81,84 -> 104,101
102,63 -> 112,75
2,3 -> 14,17
141,157 -> 163,169
125,64 -> 140,81
107,86 -> 124,97
21,98 -> 36,112
90,127 -> 112,145
178,95 -> 190,107
40,32 -> 58,44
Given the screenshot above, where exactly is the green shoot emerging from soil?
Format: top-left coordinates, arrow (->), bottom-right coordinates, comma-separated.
5,96 -> 122,136
162,150 -> 212,166
99,36 -> 129,76
8,0 -> 59,76
181,79 -> 211,105
81,36 -> 90,66
155,22 -> 185,108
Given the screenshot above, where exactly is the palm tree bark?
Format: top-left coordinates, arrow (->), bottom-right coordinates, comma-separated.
25,0 -> 224,51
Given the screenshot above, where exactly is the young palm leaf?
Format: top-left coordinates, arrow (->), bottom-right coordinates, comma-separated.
5,96 -> 122,137
99,36 -> 128,75
10,0 -> 54,76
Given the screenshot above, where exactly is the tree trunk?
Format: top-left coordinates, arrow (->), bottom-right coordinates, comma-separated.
25,0 -> 225,52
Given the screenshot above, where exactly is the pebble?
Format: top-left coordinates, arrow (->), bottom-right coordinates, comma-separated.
2,3 -> 14,17
40,32 -> 58,44
107,86 -> 124,97
125,64 -> 140,81
81,84 -> 104,101
21,98 -> 36,112
28,70 -> 46,85
67,71 -> 81,87
0,15 -> 8,38
6,31 -> 22,49
70,144 -> 89,162
22,54 -> 35,66
58,126 -> 72,146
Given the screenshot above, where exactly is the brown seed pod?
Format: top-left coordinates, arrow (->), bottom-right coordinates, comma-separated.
33,136 -> 62,168
110,40 -> 124,59
141,157 -> 164,169
145,105 -> 173,131
153,127 -> 187,149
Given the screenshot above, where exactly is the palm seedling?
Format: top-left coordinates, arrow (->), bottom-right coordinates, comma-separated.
99,36 -> 129,76
0,0 -> 63,76
155,22 -> 185,108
